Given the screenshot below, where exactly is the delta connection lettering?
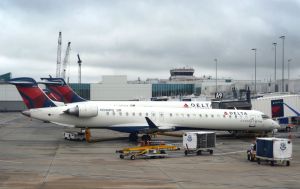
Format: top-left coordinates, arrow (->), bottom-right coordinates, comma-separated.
187,103 -> 211,108
224,111 -> 248,116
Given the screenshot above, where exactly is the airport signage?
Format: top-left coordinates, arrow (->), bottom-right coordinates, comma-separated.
215,92 -> 223,99
271,99 -> 284,118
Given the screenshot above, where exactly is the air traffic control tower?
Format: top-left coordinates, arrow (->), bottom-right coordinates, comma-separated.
169,67 -> 197,81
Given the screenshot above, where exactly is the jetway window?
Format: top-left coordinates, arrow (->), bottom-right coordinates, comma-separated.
262,114 -> 270,119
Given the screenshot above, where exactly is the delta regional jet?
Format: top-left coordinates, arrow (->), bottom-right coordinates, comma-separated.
9,77 -> 280,141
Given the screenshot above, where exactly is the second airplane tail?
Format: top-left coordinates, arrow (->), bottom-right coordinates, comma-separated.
9,77 -> 57,109
40,77 -> 86,103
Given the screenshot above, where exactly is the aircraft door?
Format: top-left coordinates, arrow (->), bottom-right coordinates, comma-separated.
249,115 -> 256,127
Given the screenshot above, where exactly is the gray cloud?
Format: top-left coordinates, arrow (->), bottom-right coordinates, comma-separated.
0,0 -> 299,83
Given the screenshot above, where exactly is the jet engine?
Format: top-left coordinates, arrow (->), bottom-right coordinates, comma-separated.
64,105 -> 98,117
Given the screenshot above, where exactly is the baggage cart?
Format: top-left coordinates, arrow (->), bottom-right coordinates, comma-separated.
183,131 -> 216,156
256,137 -> 292,166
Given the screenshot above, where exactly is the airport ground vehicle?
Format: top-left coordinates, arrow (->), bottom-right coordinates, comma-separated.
116,143 -> 180,160
64,131 -> 85,141
183,132 -> 216,156
255,138 -> 292,166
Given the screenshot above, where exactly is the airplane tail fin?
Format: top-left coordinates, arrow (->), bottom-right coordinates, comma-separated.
40,77 -> 86,103
8,77 -> 57,109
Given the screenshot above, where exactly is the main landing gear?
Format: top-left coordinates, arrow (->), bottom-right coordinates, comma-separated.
129,132 -> 138,142
128,133 -> 152,142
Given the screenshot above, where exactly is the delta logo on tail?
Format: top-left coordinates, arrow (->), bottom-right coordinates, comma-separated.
9,77 -> 56,109
41,77 -> 86,103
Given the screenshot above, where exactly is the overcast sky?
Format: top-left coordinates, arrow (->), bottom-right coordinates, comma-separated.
0,0 -> 299,83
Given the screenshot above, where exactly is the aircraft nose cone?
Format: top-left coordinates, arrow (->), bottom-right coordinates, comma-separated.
22,110 -> 31,117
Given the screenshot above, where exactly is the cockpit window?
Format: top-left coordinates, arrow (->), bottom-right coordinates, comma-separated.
262,114 -> 270,119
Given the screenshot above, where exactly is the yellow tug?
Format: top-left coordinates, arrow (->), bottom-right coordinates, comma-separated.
116,142 -> 180,160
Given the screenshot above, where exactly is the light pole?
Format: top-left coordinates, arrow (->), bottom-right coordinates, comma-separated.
273,42 -> 277,92
280,35 -> 285,92
251,48 -> 257,95
215,58 -> 218,93
288,59 -> 292,92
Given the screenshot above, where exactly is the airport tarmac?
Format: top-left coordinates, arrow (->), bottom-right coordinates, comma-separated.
0,112 -> 299,189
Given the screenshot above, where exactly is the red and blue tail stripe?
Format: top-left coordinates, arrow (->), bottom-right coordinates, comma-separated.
9,77 -> 56,109
41,77 -> 86,103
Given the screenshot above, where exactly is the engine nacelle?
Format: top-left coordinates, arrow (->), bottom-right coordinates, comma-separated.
64,105 -> 98,117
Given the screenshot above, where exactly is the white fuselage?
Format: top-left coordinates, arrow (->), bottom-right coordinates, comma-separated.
64,100 -> 212,109
27,103 -> 279,133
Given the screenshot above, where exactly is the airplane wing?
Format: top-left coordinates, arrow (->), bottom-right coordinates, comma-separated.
144,117 -> 176,132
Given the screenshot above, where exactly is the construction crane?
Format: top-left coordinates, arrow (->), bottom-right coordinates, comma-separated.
77,54 -> 82,84
56,32 -> 62,77
61,42 -> 71,81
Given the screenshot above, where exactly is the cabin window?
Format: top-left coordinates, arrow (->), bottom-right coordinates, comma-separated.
126,112 -> 129,116
139,112 -> 142,116
199,114 -> 202,117
152,113 -> 155,117
119,112 -> 122,116
205,114 -> 208,118
146,113 -> 149,116
170,113 -> 173,117
187,114 -> 190,117
106,112 -> 109,116
132,112 -> 135,116
193,114 -> 196,117
211,115 -> 214,118
112,112 -> 115,116
176,113 -> 179,116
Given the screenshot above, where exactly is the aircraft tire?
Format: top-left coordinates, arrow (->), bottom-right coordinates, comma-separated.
141,134 -> 151,142
130,155 -> 136,160
129,133 -> 138,142
184,150 -> 188,156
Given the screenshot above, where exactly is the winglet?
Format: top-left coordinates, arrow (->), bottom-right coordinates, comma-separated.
145,117 -> 158,129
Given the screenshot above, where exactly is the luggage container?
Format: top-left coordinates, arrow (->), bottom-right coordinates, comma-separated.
256,137 -> 292,166
183,131 -> 216,155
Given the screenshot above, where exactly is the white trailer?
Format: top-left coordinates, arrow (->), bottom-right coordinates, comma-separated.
256,137 -> 292,166
183,131 -> 216,156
